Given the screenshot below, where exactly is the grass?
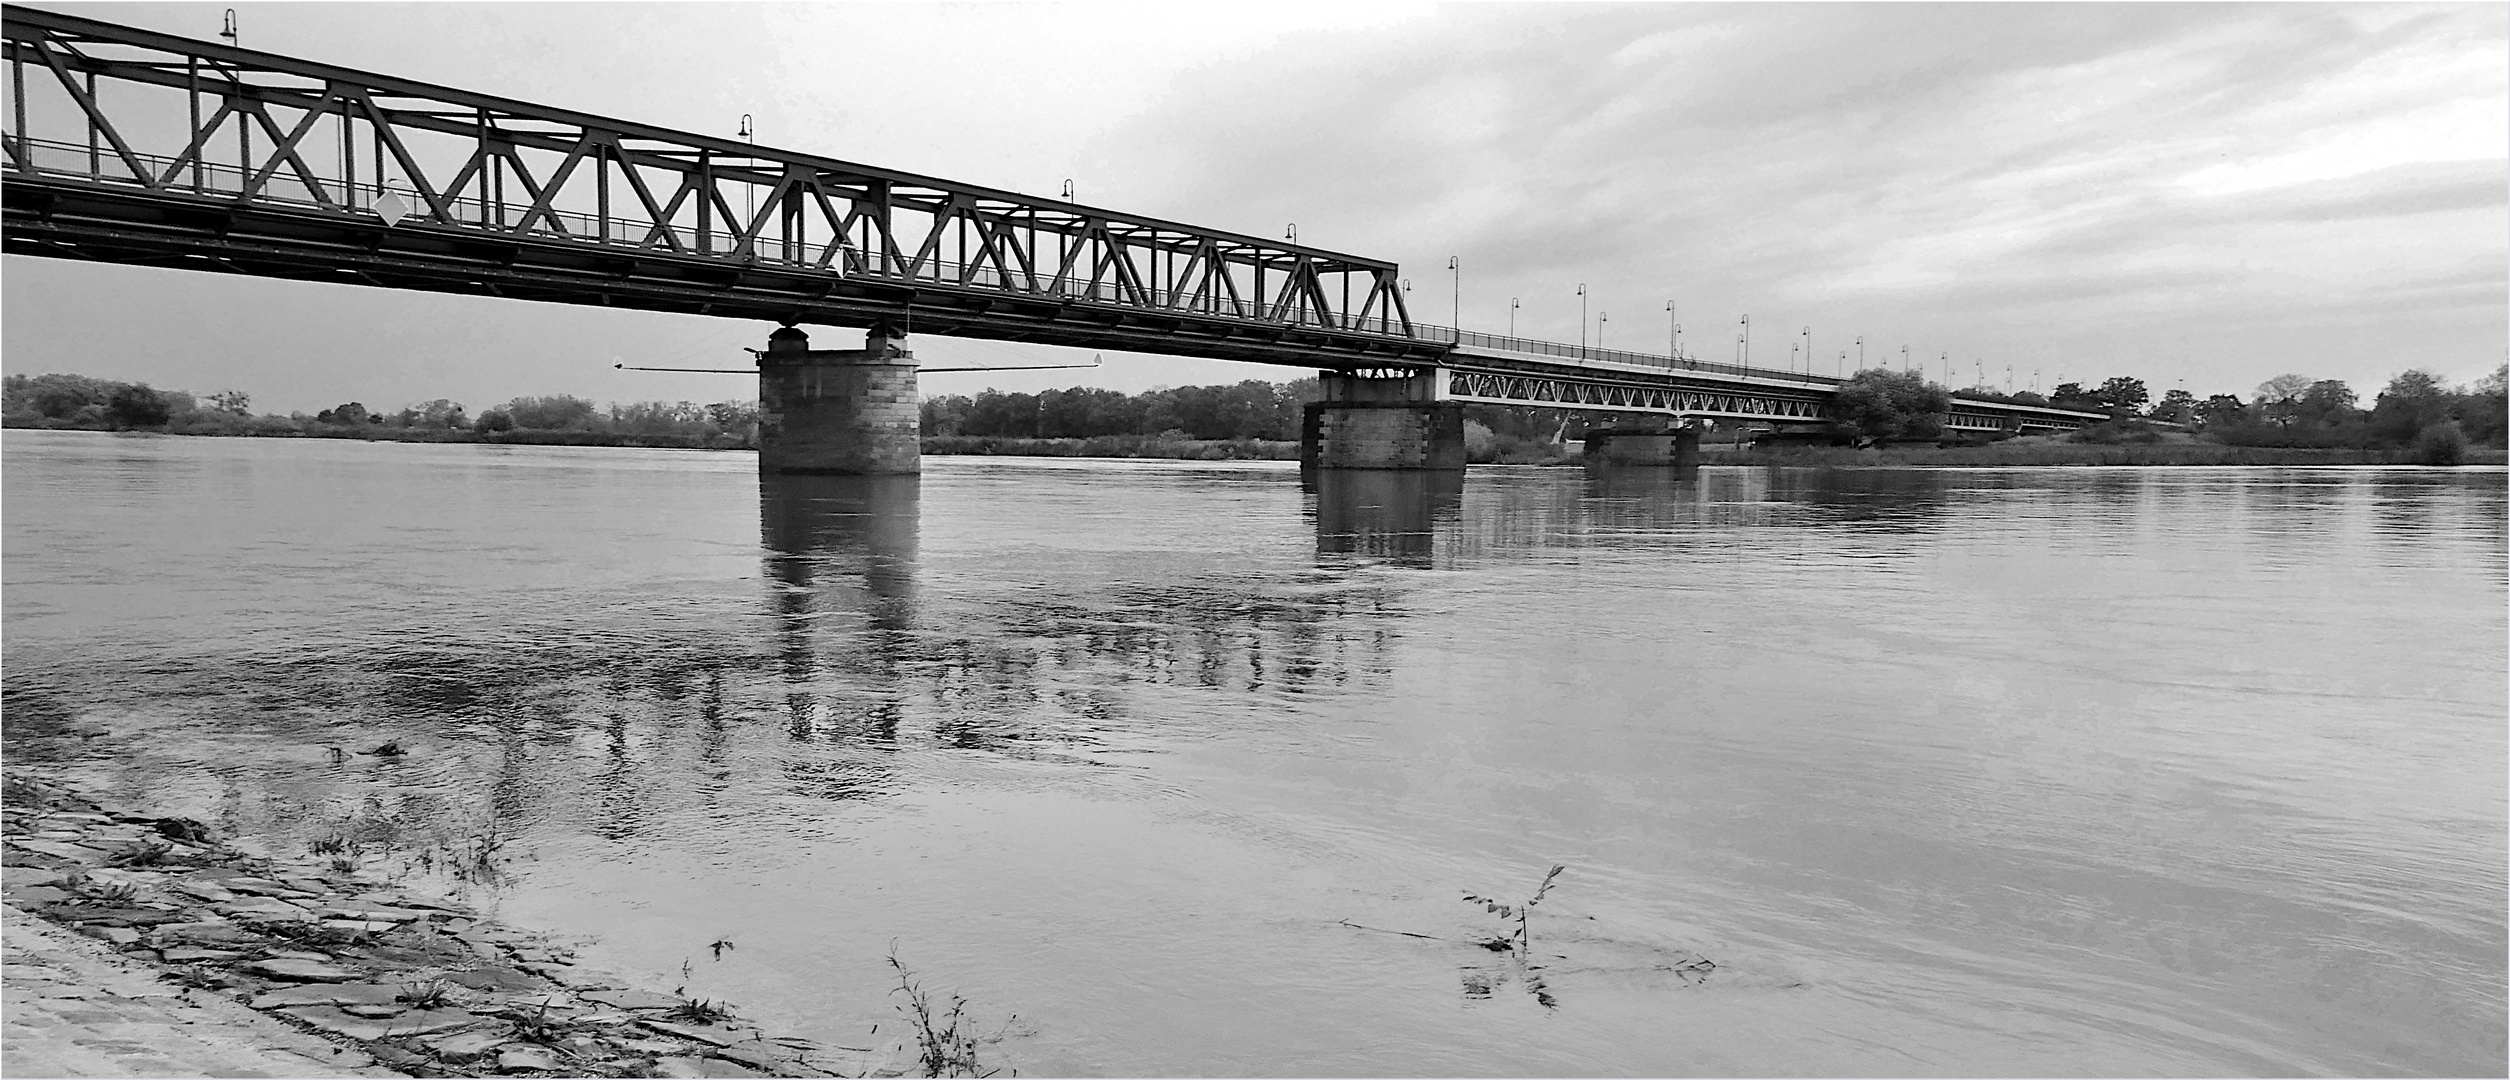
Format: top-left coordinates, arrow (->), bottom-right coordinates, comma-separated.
395,978 -> 453,1008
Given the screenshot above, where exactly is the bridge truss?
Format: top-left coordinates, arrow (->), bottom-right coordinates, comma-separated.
0,7 -> 1442,367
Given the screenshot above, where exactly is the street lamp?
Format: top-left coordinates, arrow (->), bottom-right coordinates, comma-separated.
1577,284 -> 1588,356
1740,313 -> 1751,372
1854,336 -> 1864,374
1599,311 -> 1609,352
1665,299 -> 1677,363
1901,344 -> 1909,374
1510,297 -> 1520,338
1802,326 -> 1812,375
1285,224 -> 1297,243
738,115 -> 756,237
220,8 -> 237,47
1447,256 -> 1460,342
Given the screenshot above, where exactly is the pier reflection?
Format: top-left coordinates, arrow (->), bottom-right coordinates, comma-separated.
759,473 -> 921,744
1308,470 -> 1465,568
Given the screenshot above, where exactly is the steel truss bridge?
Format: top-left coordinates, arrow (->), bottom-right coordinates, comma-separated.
0,7 -> 2103,435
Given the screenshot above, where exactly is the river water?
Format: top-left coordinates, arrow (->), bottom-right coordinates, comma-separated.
4,429 -> 2503,1077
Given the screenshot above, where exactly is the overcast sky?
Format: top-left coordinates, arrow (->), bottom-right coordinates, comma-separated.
5,2 -> 2502,414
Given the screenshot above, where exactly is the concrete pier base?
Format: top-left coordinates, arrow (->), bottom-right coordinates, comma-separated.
756,325 -> 919,475
1583,426 -> 1701,469
1300,369 -> 1466,471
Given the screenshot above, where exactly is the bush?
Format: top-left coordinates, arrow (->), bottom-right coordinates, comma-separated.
2412,422 -> 2469,465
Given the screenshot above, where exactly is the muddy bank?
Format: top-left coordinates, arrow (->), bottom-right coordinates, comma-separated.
1,771 -> 894,1078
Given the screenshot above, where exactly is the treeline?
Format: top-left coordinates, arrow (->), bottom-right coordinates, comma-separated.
2,374 -> 760,449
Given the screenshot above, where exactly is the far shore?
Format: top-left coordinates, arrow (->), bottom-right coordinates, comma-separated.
8,422 -> 2502,467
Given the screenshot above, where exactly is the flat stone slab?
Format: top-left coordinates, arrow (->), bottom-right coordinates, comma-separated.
322,905 -> 430,923
655,1056 -> 770,1078
580,988 -> 686,1010
251,982 -> 408,1008
276,1004 -> 481,1041
497,1045 -> 564,1072
638,1019 -> 748,1047
245,957 -> 363,982
154,922 -> 262,946
216,896 -> 313,919
159,946 -> 244,963
7,839 -> 109,863
6,885 -> 74,905
446,966 -> 541,992
420,1027 -> 510,1062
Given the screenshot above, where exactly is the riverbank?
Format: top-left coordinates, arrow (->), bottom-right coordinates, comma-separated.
1713,439 -> 2509,466
0,770 -> 902,1079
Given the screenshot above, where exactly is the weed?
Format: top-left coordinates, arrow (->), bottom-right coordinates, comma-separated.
887,949 -> 1003,1078
395,978 -> 452,1008
110,839 -> 175,867
707,937 -> 735,961
83,879 -> 141,902
1463,864 -> 1565,953
668,997 -> 735,1025
307,831 -> 354,856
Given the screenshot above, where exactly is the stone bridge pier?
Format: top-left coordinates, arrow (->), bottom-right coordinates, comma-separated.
1300,368 -> 1466,472
1583,423 -> 1702,469
756,324 -> 920,474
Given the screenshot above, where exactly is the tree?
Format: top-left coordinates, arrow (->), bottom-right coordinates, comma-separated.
206,390 -> 253,416
2194,394 -> 2248,427
501,395 -> 600,430
2369,370 -> 2451,446
2297,379 -> 2357,423
2149,388 -> 2197,423
474,409 -> 514,433
104,383 -> 172,429
2254,373 -> 2314,406
2093,376 -> 2149,417
1828,368 -> 1950,446
315,402 -> 371,426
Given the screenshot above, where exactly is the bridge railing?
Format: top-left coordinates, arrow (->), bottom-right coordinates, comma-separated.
1413,321 -> 1850,387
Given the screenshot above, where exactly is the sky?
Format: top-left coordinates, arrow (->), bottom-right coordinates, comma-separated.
4,2 -> 2503,414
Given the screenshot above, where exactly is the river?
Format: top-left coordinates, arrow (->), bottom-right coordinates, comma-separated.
4,429 -> 2502,1076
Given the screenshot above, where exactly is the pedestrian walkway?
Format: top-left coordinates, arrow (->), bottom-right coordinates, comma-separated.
3,904 -> 403,1078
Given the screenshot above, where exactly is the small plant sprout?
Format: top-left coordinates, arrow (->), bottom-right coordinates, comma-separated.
85,879 -> 141,902
110,839 -> 175,867
669,997 -> 735,1025
1462,864 -> 1566,953
395,978 -> 452,1008
888,948 -> 1002,1078
708,937 -> 735,961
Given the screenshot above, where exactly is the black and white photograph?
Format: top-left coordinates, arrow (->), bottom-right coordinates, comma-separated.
2,2 -> 2503,1077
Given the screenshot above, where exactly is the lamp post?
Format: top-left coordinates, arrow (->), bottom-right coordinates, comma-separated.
739,115 -> 755,233
1665,300 -> 1677,363
1855,336 -> 1864,374
1510,297 -> 1519,338
1599,311 -> 1609,352
220,8 -> 236,46
1285,224 -> 1296,243
1448,256 -> 1460,343
1740,313 -> 1750,373
1802,326 -> 1812,375
1577,284 -> 1588,356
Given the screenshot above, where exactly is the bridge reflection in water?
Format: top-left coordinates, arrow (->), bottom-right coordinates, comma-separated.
759,474 -> 920,751
1307,470 -> 1466,569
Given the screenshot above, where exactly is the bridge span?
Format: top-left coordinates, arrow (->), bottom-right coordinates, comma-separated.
1,7 -> 2102,474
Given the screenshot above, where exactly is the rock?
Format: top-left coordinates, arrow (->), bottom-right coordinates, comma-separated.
322,918 -> 400,934
496,1045 -> 563,1072
278,1004 -> 481,1041
216,876 -> 295,896
580,988 -> 686,1011
246,957 -> 363,982
155,922 -> 261,946
420,1027 -> 511,1062
716,1039 -> 809,1072
322,904 -> 430,923
250,982 -> 409,1008
58,904 -> 190,926
6,839 -> 105,863
6,868 -> 70,887
170,880 -> 237,903
367,1043 -> 430,1071
79,925 -> 140,946
446,966 -> 541,993
653,1056 -> 770,1079
639,1019 -> 742,1047
5,885 -> 73,905
159,947 -> 243,963
343,1003 -> 411,1018
217,895 -> 313,920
